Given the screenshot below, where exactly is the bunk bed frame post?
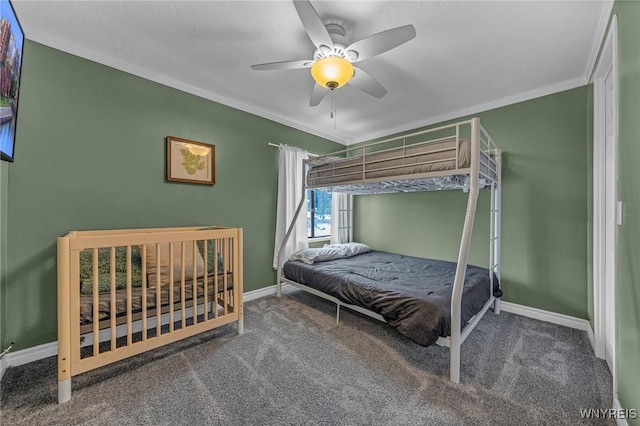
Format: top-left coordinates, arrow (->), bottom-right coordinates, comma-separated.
493,148 -> 502,314
276,162 -> 308,297
490,178 -> 496,300
348,195 -> 354,242
237,228 -> 245,333
449,117 -> 481,383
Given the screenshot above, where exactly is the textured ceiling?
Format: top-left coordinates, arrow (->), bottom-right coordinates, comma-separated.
13,1 -> 610,145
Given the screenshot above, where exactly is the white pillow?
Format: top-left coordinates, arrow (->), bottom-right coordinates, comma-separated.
290,243 -> 372,265
324,242 -> 371,258
289,247 -> 348,264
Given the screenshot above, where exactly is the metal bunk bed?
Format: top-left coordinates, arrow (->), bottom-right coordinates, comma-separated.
275,117 -> 502,383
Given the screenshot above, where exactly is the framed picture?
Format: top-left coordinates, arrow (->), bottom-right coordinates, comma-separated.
166,136 -> 215,185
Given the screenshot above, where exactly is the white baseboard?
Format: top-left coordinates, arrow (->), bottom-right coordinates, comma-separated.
585,323 -> 596,354
0,341 -> 58,378
500,301 -> 589,330
613,398 -> 630,426
243,284 -> 279,302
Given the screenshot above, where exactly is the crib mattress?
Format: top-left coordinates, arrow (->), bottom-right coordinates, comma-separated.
80,272 -> 234,326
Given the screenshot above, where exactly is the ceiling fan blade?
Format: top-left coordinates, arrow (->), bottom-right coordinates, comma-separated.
293,0 -> 334,49
310,83 -> 329,106
346,24 -> 416,62
349,67 -> 387,99
251,60 -> 313,71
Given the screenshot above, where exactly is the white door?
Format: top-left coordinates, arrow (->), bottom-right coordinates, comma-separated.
603,66 -> 617,372
592,16 -> 617,394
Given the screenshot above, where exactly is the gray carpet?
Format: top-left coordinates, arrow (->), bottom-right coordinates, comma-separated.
1,288 -> 612,425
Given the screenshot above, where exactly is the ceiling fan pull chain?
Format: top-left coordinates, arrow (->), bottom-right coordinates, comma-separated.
332,91 -> 337,129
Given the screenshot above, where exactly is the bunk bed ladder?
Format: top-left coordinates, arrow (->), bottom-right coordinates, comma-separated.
333,193 -> 353,244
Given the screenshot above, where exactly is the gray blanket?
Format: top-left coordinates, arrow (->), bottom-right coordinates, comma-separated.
283,251 -> 500,346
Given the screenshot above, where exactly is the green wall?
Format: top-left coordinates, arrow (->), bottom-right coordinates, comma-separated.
354,87 -> 590,319
0,41 -> 341,351
610,2 -> 640,420
0,161 -> 7,353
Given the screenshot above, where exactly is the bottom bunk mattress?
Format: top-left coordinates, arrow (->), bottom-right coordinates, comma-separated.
282,251 -> 500,347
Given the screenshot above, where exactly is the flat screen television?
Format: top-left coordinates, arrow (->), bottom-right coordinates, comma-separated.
1,0 -> 24,162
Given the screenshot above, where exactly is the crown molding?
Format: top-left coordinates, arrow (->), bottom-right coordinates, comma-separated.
584,0 -> 615,84
24,31 -> 347,146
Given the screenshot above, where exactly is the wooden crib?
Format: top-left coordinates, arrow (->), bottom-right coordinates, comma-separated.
57,226 -> 243,403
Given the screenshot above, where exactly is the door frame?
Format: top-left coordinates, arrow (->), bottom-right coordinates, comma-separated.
592,15 -> 618,393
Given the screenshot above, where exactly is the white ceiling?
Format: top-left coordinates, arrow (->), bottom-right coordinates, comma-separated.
13,0 -> 610,145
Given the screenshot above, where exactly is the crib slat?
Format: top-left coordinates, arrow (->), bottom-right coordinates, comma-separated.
110,247 -> 116,351
203,240 -> 209,321
214,239 -> 219,318
92,248 -> 99,356
229,238 -> 238,312
70,249 -> 81,371
230,239 -> 234,311
155,243 -> 161,337
223,239 -> 228,316
126,246 -> 132,346
181,242 -> 186,329
169,243 -> 175,332
141,245 -> 147,341
192,240 -> 198,325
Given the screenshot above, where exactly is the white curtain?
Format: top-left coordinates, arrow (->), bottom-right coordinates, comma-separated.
330,192 -> 350,244
273,145 -> 309,269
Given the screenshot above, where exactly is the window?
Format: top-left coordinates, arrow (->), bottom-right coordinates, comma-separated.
307,189 -> 331,238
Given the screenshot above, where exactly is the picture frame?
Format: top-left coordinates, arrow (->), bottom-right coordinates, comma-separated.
166,136 -> 215,185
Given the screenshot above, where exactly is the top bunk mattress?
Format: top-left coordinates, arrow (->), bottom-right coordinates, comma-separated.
283,250 -> 499,347
307,138 -> 470,189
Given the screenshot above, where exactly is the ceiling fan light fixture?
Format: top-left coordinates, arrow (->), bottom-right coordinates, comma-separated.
311,56 -> 354,90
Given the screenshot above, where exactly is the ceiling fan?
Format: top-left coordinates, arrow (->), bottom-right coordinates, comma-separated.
251,0 -> 416,106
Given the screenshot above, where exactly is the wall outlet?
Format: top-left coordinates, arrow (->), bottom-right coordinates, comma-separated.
617,201 -> 624,226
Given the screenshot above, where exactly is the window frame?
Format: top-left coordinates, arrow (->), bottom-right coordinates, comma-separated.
307,189 -> 331,240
